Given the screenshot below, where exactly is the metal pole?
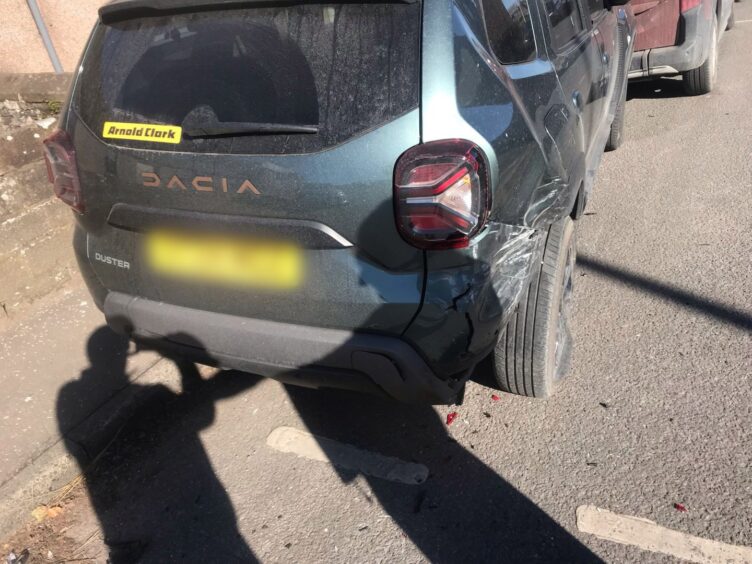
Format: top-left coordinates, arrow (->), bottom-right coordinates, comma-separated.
26,0 -> 64,74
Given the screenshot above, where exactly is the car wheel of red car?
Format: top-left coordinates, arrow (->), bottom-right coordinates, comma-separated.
682,15 -> 718,95
491,216 -> 576,398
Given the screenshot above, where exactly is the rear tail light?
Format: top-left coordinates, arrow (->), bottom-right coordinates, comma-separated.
680,0 -> 701,12
42,129 -> 84,213
394,139 -> 490,249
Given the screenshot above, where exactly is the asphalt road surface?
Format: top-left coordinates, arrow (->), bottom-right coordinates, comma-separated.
3,8 -> 751,563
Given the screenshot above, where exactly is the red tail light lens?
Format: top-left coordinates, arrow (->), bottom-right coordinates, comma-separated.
394,139 -> 490,249
680,0 -> 701,12
42,129 -> 84,213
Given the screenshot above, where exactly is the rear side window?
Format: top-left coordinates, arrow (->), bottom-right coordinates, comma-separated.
481,0 -> 537,64
544,0 -> 584,49
76,3 -> 420,155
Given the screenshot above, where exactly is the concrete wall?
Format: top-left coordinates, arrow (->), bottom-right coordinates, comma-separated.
0,0 -> 105,73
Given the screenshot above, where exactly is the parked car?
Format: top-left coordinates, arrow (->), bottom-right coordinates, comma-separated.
628,0 -> 734,94
44,0 -> 634,404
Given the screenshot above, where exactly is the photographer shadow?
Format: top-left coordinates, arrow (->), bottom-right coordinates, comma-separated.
57,327 -> 261,562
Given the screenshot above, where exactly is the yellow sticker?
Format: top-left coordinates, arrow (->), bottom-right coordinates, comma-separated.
102,121 -> 182,144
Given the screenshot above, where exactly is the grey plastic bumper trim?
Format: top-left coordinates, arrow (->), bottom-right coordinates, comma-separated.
103,292 -> 460,404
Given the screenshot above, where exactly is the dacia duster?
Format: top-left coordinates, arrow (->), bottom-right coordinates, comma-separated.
45,0 -> 635,403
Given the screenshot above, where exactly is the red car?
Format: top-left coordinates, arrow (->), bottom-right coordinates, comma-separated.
629,0 -> 734,94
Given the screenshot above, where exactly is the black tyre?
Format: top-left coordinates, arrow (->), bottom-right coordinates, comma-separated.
682,16 -> 718,95
491,216 -> 576,398
605,83 -> 627,151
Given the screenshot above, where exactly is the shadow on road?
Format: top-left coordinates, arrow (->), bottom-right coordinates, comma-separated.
285,385 -> 599,562
627,77 -> 688,100
57,328 -> 261,562
578,254 -> 752,332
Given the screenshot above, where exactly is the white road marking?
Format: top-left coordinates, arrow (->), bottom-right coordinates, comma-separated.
266,426 -> 429,485
736,19 -> 752,23
577,505 -> 752,563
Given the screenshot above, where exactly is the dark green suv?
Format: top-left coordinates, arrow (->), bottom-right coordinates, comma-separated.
44,0 -> 634,403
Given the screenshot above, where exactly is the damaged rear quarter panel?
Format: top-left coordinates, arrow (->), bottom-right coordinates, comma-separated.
405,224 -> 546,377
405,0 -> 576,377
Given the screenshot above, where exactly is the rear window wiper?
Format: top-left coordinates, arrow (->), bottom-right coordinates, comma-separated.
181,106 -> 318,138
184,122 -> 319,138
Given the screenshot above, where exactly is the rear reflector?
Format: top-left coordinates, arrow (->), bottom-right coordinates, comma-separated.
42,129 -> 84,213
394,139 -> 490,249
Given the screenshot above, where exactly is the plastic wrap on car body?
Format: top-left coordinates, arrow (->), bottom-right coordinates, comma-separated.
405,0 -> 579,379
445,0 -> 576,230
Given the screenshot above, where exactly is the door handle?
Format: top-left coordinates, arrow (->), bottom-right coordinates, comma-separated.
602,52 -> 609,65
572,91 -> 583,112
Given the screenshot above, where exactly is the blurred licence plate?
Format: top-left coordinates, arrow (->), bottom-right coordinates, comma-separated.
145,230 -> 302,289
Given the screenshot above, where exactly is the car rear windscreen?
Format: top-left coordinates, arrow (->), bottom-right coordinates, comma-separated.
75,3 -> 421,154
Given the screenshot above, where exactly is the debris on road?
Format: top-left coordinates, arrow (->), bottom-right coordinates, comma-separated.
445,412 -> 458,425
35,117 -> 56,130
5,549 -> 29,564
673,503 -> 688,513
30,506 -> 62,523
491,394 -> 500,401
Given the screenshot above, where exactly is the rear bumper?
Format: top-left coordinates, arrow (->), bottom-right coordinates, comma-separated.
103,292 -> 464,404
628,6 -> 713,78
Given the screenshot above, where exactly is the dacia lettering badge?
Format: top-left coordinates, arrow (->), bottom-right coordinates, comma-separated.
103,122 -> 182,144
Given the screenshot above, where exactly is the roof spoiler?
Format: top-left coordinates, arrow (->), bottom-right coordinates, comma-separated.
100,0 -> 418,24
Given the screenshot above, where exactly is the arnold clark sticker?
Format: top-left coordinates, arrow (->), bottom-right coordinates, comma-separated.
102,121 -> 182,144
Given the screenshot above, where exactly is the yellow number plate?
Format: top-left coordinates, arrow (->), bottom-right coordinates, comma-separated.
145,231 -> 302,290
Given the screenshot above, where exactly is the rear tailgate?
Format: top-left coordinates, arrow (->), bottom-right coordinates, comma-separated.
70,1 -> 424,333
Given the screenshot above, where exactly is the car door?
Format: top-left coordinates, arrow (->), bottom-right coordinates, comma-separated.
541,0 -> 606,184
585,0 -> 619,142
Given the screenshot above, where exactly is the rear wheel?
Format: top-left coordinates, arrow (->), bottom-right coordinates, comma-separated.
682,16 -> 718,95
491,216 -> 576,398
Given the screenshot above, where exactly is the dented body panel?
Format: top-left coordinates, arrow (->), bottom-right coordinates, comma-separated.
404,0 -> 634,379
